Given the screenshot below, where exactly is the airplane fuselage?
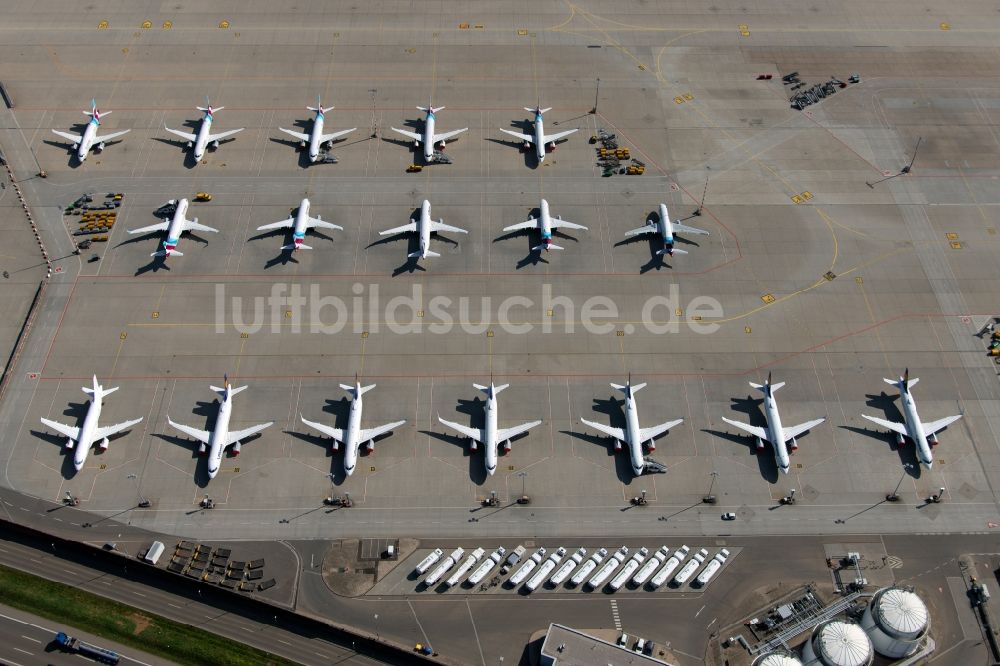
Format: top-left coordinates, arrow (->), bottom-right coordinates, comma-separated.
72,399 -> 102,470
77,119 -> 100,161
623,393 -> 645,477
762,391 -> 790,473
657,204 -> 677,254
343,391 -> 365,475
193,113 -> 215,161
163,198 -> 190,256
206,395 -> 233,478
483,393 -> 500,475
539,199 -> 555,246
309,112 -> 326,162
899,385 -> 933,467
292,198 -> 311,249
422,111 -> 437,161
532,113 -> 548,163
417,200 -> 433,258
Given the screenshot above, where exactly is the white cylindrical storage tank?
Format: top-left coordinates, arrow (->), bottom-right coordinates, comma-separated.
752,651 -> 803,666
801,621 -> 873,666
860,587 -> 929,658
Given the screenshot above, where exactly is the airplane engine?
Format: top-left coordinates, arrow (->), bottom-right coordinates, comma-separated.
469,439 -> 478,452
789,438 -> 798,451
210,140 -> 220,150
521,141 -> 530,152
230,441 -> 241,456
299,140 -> 307,148
929,433 -> 939,446
330,440 -> 340,451
437,140 -> 448,151
413,140 -> 420,147
96,142 -> 106,152
613,440 -> 623,452
99,437 -> 110,451
366,440 -> 375,453
198,443 -> 207,455
546,142 -> 556,152
185,141 -> 193,148
64,438 -> 75,450
503,440 -> 512,453
646,439 -> 656,452
896,432 -> 906,445
755,437 -> 765,451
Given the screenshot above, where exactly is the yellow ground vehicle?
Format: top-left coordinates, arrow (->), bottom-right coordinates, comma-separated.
194,192 -> 213,202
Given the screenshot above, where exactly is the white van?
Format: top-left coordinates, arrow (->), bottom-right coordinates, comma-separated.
144,541 -> 165,565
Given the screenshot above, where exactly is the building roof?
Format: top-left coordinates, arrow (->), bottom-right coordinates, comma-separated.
540,624 -> 673,666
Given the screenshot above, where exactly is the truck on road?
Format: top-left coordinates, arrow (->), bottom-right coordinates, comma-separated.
54,632 -> 120,665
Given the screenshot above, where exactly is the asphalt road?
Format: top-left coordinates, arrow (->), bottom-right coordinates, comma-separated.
0,534 -> 396,666
0,602 -> 173,666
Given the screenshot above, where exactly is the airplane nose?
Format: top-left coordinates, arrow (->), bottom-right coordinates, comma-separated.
780,466 -> 790,474
208,466 -> 218,477
346,465 -> 355,476
74,460 -> 84,471
487,465 -> 496,475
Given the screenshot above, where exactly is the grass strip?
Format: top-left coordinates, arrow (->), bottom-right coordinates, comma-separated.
0,563 -> 297,665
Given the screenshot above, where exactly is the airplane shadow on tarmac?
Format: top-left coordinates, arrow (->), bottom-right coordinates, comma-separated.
839,391 -> 921,476
706,394 -> 780,483
421,395 -> 500,486
156,398 -> 219,488
33,400 -> 88,480
563,394 -> 652,485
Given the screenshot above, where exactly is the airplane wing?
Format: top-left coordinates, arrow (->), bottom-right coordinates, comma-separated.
319,128 -> 356,143
430,221 -> 468,234
225,422 -> 273,446
94,417 -> 144,441
51,130 -> 82,145
638,418 -> 684,443
541,128 -> 578,144
308,218 -> 344,231
390,127 -> 422,143
127,221 -> 170,235
721,417 -> 769,442
380,222 -> 418,236
496,420 -> 542,443
502,219 -> 539,232
207,128 -> 245,143
580,418 -> 626,442
166,417 -> 211,444
782,418 -> 825,442
432,128 -> 468,144
438,416 -> 483,443
94,129 -> 131,143
861,414 -> 909,437
279,127 -> 310,142
164,127 -> 197,142
40,418 -> 80,441
922,414 -> 962,436
185,221 -> 219,233
499,128 -> 534,143
300,416 -> 345,443
673,222 -> 710,236
625,225 -> 656,237
257,218 -> 294,232
357,420 -> 407,443
549,219 -> 588,231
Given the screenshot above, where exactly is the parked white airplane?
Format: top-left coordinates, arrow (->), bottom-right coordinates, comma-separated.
581,377 -> 683,477
127,198 -> 218,258
40,376 -> 143,471
862,369 -> 962,470
721,373 -> 825,474
166,376 -> 273,479
256,197 -> 342,251
279,96 -> 356,163
499,105 -> 578,164
502,199 -> 587,252
438,381 -> 542,476
379,199 -> 467,260
51,99 -> 131,163
391,103 -> 467,163
299,381 -> 406,476
625,203 -> 709,256
165,98 -> 244,162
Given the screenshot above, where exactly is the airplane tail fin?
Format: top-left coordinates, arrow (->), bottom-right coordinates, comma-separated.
656,247 -> 688,256
885,370 -> 919,390
307,96 -> 334,114
532,242 -> 564,252
410,249 -> 440,258
152,248 -> 182,257
84,99 -> 106,118
212,383 -> 248,398
750,373 -> 784,393
82,374 -> 117,397
418,105 -> 445,114
475,383 -> 509,396
281,242 -> 312,250
341,382 -> 376,397
611,381 -> 646,394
